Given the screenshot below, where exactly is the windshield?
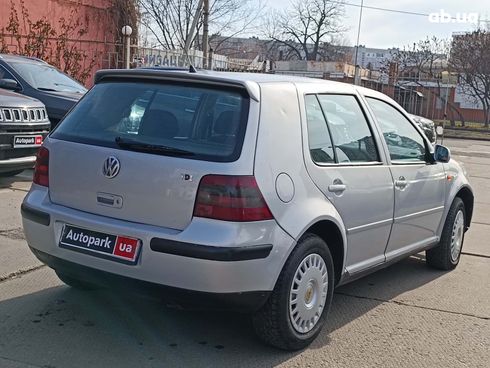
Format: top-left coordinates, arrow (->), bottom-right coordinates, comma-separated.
10,62 -> 87,93
51,81 -> 250,162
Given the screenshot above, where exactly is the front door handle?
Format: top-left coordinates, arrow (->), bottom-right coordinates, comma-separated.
395,176 -> 408,190
328,179 -> 346,193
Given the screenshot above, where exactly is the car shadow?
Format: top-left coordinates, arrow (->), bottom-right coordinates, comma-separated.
0,255 -> 448,367
0,169 -> 33,190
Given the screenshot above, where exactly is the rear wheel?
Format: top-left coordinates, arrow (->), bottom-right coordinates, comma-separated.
55,271 -> 98,290
252,233 -> 335,350
0,170 -> 24,177
426,197 -> 466,270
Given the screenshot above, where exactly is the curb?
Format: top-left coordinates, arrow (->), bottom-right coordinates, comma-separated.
442,129 -> 490,142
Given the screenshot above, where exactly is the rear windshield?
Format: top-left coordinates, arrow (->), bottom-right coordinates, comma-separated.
51,81 -> 250,162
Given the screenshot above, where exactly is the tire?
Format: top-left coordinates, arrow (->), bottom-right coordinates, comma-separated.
426,197 -> 466,270
55,271 -> 98,290
0,170 -> 24,177
252,233 -> 335,350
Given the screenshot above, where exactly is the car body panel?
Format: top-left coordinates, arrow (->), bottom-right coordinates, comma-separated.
23,184 -> 295,293
21,71 -> 473,301
293,85 -> 395,274
384,163 -> 446,260
438,159 -> 474,235
46,78 -> 260,230
357,88 -> 449,259
253,82 -> 348,277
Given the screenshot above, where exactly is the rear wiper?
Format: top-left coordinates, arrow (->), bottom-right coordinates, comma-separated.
115,136 -> 195,156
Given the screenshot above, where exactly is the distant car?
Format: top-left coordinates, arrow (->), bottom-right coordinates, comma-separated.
0,89 -> 50,176
410,114 -> 436,144
0,54 -> 86,128
22,70 -> 473,350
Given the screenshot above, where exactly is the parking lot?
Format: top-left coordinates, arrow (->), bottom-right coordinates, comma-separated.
0,137 -> 489,368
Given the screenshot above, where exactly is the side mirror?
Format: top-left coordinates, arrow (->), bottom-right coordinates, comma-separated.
0,78 -> 20,91
434,144 -> 450,163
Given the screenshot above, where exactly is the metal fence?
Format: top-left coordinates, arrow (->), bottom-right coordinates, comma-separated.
368,78 -> 486,125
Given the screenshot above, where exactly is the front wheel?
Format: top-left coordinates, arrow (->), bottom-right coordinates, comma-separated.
252,233 -> 335,350
426,197 -> 466,270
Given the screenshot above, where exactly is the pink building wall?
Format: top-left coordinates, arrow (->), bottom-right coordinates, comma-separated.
0,0 -> 119,86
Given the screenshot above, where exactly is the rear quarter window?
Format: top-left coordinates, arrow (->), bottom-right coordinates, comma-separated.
51,81 -> 250,162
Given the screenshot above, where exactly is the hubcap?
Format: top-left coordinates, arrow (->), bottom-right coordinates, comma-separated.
289,253 -> 328,334
450,210 -> 465,262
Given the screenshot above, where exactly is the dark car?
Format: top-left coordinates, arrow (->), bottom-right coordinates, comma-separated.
0,89 -> 50,176
410,114 -> 437,144
0,54 -> 86,128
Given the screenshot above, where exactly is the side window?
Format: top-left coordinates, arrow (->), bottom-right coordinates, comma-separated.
0,66 -> 15,80
317,94 -> 379,163
305,95 -> 335,164
366,97 -> 426,163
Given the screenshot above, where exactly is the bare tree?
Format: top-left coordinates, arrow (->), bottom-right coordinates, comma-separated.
390,37 -> 448,80
139,0 -> 262,50
450,29 -> 490,127
317,35 -> 352,62
388,37 -> 465,125
207,1 -> 264,54
265,0 -> 345,61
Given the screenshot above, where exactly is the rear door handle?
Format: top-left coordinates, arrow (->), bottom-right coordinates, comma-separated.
328,183 -> 346,193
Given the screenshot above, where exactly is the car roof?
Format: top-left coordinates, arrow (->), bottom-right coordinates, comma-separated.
0,53 -> 47,65
95,68 -> 360,101
98,68 -> 344,84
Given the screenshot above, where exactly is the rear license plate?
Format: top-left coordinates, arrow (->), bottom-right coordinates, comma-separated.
13,135 -> 43,148
59,225 -> 141,264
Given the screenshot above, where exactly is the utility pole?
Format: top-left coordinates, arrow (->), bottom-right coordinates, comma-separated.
353,0 -> 364,85
202,0 -> 209,69
183,0 -> 205,59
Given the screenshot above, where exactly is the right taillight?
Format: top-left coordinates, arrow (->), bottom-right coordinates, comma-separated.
33,146 -> 49,187
193,175 -> 273,222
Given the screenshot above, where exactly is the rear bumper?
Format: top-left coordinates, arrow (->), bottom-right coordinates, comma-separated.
0,155 -> 35,173
30,247 -> 270,312
22,186 -> 295,295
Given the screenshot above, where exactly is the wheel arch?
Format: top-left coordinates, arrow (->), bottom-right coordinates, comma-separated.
438,184 -> 474,238
455,186 -> 474,229
298,219 -> 346,285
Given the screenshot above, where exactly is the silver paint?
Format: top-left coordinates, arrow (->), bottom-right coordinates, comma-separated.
22,73 -> 473,296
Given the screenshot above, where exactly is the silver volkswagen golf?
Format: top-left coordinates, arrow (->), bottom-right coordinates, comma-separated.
21,70 -> 473,350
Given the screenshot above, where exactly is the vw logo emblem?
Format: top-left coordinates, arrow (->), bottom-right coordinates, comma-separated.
102,156 -> 120,179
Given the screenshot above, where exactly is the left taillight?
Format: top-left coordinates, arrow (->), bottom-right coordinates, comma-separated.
193,175 -> 274,222
33,146 -> 49,187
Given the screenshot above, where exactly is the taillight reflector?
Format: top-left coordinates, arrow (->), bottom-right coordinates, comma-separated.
194,175 -> 273,222
33,146 -> 49,187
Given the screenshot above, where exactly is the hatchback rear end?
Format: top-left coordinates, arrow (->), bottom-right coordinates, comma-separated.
21,70 -> 295,310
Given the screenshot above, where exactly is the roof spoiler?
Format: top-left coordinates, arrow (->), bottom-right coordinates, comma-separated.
94,69 -> 259,102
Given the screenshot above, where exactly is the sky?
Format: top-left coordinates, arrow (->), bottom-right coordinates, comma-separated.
264,0 -> 489,49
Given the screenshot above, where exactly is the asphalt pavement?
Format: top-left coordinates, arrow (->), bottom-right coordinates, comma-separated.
0,138 -> 489,368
